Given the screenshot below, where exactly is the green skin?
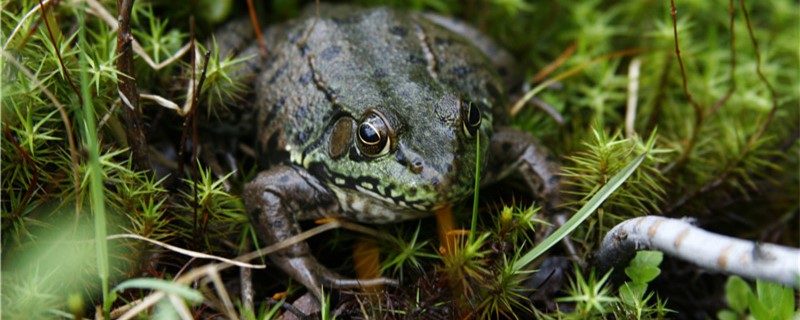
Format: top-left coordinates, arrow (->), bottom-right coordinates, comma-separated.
235,6 -> 561,299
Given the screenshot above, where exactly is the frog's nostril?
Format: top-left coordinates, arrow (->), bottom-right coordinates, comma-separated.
410,159 -> 424,174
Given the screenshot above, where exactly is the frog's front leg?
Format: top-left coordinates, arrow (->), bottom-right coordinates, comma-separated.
244,164 -> 394,300
483,127 -> 562,212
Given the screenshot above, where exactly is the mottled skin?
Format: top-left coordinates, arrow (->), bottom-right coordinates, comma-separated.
233,6 -> 560,299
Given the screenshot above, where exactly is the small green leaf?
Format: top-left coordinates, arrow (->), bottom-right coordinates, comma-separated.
756,280 -> 796,320
748,289 -> 771,320
624,251 -> 663,284
115,278 -> 204,303
724,276 -> 751,315
628,250 -> 664,268
625,266 -> 661,284
717,310 -> 740,320
619,282 -> 646,306
776,283 -> 796,320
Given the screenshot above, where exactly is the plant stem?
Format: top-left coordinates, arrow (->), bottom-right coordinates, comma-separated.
78,1 -> 110,315
116,0 -> 151,171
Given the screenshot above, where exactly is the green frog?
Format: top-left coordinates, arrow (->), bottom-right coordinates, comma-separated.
232,6 -> 560,300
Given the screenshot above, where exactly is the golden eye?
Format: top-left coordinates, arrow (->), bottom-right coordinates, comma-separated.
461,100 -> 482,138
357,113 -> 391,157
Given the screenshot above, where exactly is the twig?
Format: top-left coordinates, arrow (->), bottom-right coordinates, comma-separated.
206,269 -> 240,320
661,0 -> 705,175
530,41 -> 577,84
240,266 -> 254,313
596,216 -> 799,287
116,0 -> 151,170
106,234 -> 265,268
85,0 -> 193,71
664,0 -> 780,214
509,47 -> 645,117
738,0 -> 778,140
114,220 -> 386,318
246,0 -> 266,57
625,57 -> 642,138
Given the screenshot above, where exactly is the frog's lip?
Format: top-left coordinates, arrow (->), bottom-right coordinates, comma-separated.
311,163 -> 431,210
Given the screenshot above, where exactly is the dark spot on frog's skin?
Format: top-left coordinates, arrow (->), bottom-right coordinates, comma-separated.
326,88 -> 339,98
452,66 -> 472,77
408,54 -> 427,65
288,31 -> 302,44
295,104 -> 309,120
497,67 -> 508,78
407,187 -> 417,197
501,142 -> 513,152
389,26 -> 408,37
296,127 -> 313,144
372,68 -> 388,78
268,62 -> 289,84
320,46 -> 342,61
262,97 -> 286,129
298,44 -> 309,57
298,71 -> 313,85
379,90 -> 390,99
332,15 -> 360,24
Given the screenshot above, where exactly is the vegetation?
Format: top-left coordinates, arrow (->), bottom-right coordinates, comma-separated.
2,0 -> 796,318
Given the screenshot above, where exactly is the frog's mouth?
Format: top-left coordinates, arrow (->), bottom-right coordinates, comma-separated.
310,162 -> 468,212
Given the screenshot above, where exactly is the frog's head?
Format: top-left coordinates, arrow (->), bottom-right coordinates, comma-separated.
305,92 -> 492,218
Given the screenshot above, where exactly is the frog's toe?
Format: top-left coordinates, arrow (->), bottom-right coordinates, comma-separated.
282,255 -> 397,300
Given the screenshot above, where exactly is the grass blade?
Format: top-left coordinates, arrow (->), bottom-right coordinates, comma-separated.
512,152 -> 646,272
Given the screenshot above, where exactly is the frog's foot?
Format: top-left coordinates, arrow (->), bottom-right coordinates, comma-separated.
244,165 -> 396,300
278,253 -> 397,299
484,127 -> 562,212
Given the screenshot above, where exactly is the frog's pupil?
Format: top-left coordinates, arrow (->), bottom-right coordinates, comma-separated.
359,123 -> 381,145
468,104 -> 481,127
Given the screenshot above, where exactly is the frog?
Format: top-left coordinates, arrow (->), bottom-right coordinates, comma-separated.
230,5 -> 561,300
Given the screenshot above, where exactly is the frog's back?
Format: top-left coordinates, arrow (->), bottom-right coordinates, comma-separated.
254,7 -> 506,163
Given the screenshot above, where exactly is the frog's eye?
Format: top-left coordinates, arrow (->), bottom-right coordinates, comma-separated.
357,114 -> 391,157
461,100 -> 482,138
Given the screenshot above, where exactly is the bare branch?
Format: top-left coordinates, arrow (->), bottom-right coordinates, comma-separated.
116,0 -> 151,170
625,57 -> 642,138
596,216 -> 800,287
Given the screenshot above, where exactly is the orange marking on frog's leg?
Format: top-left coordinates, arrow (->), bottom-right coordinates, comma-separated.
353,237 -> 383,294
436,206 -> 456,254
272,292 -> 287,300
315,217 -> 343,224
